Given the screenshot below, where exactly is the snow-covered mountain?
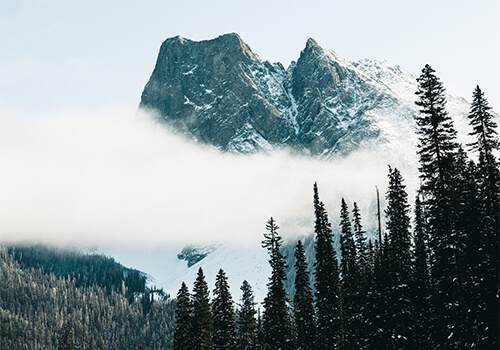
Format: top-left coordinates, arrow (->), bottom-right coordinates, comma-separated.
138,33 -> 471,158
126,33 -> 482,301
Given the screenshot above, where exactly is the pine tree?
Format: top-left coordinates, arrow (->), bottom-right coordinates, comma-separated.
174,282 -> 193,350
365,187 -> 393,348
340,199 -> 357,282
339,198 -> 357,349
236,280 -> 257,350
452,147 -> 478,344
192,268 -> 214,350
293,240 -> 316,350
415,64 -> 462,346
385,167 -> 413,279
256,309 -> 264,350
468,86 -> 500,163
352,202 -> 368,285
384,167 -> 413,348
58,322 -> 75,350
364,235 -> 389,349
212,269 -> 236,350
466,86 -> 500,347
412,194 -> 431,348
415,64 -> 458,196
312,183 -> 342,350
261,217 -> 291,350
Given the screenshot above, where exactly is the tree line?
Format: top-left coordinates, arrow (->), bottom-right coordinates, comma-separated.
173,66 -> 499,349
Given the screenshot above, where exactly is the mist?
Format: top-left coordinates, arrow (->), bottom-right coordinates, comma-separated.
0,108 -> 419,247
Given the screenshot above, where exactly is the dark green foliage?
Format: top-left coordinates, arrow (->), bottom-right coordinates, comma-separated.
256,309 -> 264,350
350,202 -> 370,349
0,246 -> 175,350
340,198 -> 357,283
0,307 -> 46,349
312,183 -> 342,350
364,237 -> 389,349
384,167 -> 414,348
352,202 -> 368,286
174,282 -> 193,350
412,194 -> 431,347
385,167 -> 413,281
58,322 -> 75,350
452,148 -> 478,346
236,280 -> 257,350
261,217 -> 291,350
212,269 -> 236,350
293,240 -> 316,350
6,244 -> 146,302
339,198 -> 358,349
415,64 -> 464,346
192,268 -> 214,350
466,86 -> 500,348
415,64 -> 458,196
467,85 -> 500,156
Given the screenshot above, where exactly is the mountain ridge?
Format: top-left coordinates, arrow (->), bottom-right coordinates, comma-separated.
139,33 -> 473,158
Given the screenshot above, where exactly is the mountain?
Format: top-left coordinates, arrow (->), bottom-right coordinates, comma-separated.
138,32 -> 470,157
132,33 -> 484,302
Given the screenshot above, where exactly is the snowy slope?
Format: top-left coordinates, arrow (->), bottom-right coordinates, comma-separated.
100,242 -> 271,304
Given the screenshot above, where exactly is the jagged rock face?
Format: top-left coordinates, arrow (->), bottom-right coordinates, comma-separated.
139,33 -> 468,156
140,33 -> 295,152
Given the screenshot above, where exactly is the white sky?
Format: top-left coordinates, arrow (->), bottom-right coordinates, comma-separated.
0,0 -> 499,115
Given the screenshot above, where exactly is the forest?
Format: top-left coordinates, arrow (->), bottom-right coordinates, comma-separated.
0,244 -> 176,349
0,65 -> 498,349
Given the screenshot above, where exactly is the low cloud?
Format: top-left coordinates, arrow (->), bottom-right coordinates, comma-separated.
0,108 -> 419,247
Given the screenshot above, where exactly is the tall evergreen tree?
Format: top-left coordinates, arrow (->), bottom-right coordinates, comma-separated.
339,198 -> 357,349
256,309 -> 264,350
415,64 -> 462,346
468,87 -> 500,229
352,202 -> 368,285
293,240 -> 316,350
445,149 -> 488,348
340,199 -> 357,281
468,86 -> 500,165
312,183 -> 342,350
261,217 -> 291,350
466,86 -> 500,347
236,280 -> 257,350
385,167 -> 413,280
415,64 -> 459,196
174,282 -> 193,350
364,235 -> 389,349
384,167 -> 413,348
412,194 -> 431,348
58,322 -> 75,350
212,269 -> 236,350
192,268 -> 214,350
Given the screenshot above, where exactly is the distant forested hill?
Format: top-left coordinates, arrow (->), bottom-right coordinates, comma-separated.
0,244 -> 175,349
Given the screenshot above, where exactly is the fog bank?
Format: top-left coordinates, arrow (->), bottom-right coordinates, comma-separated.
0,109 -> 418,247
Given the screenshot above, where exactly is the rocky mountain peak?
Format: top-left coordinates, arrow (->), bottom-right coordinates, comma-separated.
210,32 -> 257,60
300,38 -> 327,62
138,33 -> 471,157
304,37 -> 321,51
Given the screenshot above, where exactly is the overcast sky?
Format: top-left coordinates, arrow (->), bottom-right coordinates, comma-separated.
0,0 -> 499,116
